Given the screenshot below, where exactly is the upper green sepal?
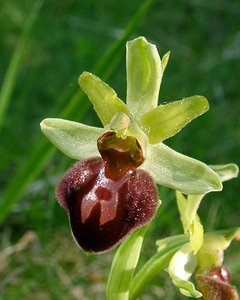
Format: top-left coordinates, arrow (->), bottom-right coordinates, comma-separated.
78,72 -> 129,126
126,37 -> 162,120
40,118 -> 103,160
140,96 -> 209,143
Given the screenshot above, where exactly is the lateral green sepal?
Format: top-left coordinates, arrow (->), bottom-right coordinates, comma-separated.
141,142 -> 222,195
40,118 -> 103,160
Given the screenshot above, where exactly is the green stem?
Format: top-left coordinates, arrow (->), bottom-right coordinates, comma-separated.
129,237 -> 188,300
106,227 -> 147,300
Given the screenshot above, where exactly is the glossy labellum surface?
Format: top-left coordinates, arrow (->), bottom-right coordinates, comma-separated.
196,266 -> 239,300
56,157 -> 158,253
97,131 -> 144,180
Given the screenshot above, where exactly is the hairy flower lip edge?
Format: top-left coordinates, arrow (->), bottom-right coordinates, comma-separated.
56,156 -> 159,253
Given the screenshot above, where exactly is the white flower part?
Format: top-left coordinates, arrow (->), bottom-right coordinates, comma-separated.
168,243 -> 202,298
172,250 -> 193,280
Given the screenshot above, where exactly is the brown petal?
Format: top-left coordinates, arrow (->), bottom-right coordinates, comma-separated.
56,157 -> 158,253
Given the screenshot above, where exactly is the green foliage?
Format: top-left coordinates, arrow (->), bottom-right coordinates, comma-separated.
106,227 -> 146,300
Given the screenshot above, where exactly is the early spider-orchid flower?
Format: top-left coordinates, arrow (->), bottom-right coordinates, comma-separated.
40,37 -> 223,253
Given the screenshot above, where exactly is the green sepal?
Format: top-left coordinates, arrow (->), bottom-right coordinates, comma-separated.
106,227 -> 146,300
168,243 -> 202,298
126,37 -> 162,120
197,228 -> 240,273
140,96 -> 209,143
176,192 -> 204,254
141,143 -> 222,195
78,72 -> 129,126
40,118 -> 103,160
190,215 -> 204,255
209,163 -> 239,182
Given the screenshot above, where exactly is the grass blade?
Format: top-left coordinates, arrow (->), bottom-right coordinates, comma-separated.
0,1 -> 43,130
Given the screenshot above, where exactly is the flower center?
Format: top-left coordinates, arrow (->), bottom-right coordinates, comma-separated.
97,131 -> 144,180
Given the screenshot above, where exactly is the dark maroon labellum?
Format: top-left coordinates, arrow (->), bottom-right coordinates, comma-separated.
56,157 -> 158,253
196,266 -> 239,300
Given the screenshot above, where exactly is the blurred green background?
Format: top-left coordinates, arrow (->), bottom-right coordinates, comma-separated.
0,0 -> 239,299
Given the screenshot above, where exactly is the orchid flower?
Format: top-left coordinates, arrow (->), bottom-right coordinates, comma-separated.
167,164 -> 239,298
40,37 -> 223,253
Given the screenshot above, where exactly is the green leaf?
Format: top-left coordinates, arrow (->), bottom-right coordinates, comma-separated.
156,234 -> 187,252
140,96 -> 209,143
168,243 -> 202,298
40,118 -> 103,160
78,72 -> 129,126
126,37 -> 162,119
129,235 -> 188,300
209,163 -> 239,182
142,143 -> 222,195
106,227 -> 146,300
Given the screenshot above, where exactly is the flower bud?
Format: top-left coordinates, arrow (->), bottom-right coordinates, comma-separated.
196,266 -> 239,300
